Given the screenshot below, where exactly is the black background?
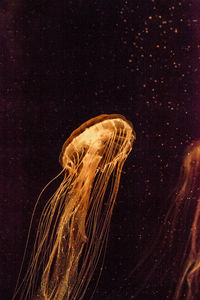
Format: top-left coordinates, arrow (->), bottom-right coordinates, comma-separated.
0,0 -> 200,299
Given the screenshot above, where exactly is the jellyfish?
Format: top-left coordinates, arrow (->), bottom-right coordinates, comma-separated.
13,114 -> 135,300
131,140 -> 200,300
171,140 -> 200,300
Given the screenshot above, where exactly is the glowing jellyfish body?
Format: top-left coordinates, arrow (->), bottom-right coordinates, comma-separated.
14,114 -> 135,300
131,140 -> 200,300
171,140 -> 200,300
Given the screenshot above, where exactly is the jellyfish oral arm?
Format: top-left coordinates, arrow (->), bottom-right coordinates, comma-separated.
38,152 -> 102,299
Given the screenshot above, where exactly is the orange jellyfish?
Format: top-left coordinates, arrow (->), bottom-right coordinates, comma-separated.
170,140 -> 200,300
132,140 -> 200,300
13,114 -> 135,300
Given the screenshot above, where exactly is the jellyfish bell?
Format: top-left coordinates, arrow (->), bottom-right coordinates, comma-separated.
60,114 -> 134,172
13,114 -> 135,300
174,140 -> 200,206
183,140 -> 200,171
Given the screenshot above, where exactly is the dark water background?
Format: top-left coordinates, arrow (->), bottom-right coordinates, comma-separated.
0,1 -> 200,299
